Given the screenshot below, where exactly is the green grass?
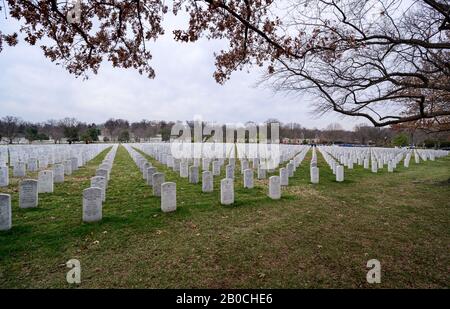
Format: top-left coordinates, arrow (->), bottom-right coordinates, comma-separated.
0,145 -> 449,288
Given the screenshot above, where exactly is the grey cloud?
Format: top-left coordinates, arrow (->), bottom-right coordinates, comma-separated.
0,13 -> 365,130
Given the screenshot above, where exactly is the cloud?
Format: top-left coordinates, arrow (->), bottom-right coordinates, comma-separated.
0,12 -> 365,130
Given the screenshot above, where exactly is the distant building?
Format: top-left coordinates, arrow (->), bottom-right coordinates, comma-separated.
281,137 -> 320,144
148,135 -> 163,143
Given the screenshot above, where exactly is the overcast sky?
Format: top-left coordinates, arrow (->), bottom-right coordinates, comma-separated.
0,11 -> 366,130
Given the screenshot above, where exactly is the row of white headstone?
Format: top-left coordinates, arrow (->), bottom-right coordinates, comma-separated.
309,145 -> 449,183
220,146 -> 309,204
82,145 -> 118,223
0,144 -> 114,187
122,145 -> 176,213
0,144 -> 113,230
131,143 -> 311,209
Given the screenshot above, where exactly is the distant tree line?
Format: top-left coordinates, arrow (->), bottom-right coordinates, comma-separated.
0,116 -> 100,144
0,116 -> 448,148
0,116 -> 173,145
103,119 -> 173,143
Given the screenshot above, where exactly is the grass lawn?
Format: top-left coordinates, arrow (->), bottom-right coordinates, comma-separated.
0,145 -> 449,288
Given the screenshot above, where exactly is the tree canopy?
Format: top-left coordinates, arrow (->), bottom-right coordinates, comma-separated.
1,0 -> 449,130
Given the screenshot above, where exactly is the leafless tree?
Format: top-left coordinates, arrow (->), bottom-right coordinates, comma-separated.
42,119 -> 64,143
0,116 -> 21,144
2,1 -> 448,130
265,0 -> 450,129
104,118 -> 130,141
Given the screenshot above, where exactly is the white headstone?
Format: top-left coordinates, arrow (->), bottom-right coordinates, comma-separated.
404,154 -> 411,168
137,158 -> 145,171
39,158 -> 48,170
202,159 -> 210,171
241,160 -> 249,174
38,170 -> 54,193
99,163 -> 111,180
371,160 -> 378,173
287,162 -> 294,177
70,157 -> 79,172
253,159 -> 259,170
146,167 -> 157,186
220,178 -> 234,205
202,171 -> 213,193
192,158 -> 199,167
378,159 -> 383,169
388,161 -> 394,172
364,158 -> 369,169
268,176 -> 281,199
152,173 -> 165,197
77,153 -> 84,167
189,166 -> 199,184
53,164 -> 65,183
212,161 -> 221,176
19,179 -> 38,208
336,165 -> 344,182
348,159 -> 354,169
95,169 -> 109,188
173,159 -> 180,172
225,164 -> 234,179
13,162 -> 26,177
280,168 -> 289,186
414,152 -> 420,164
257,167 -> 266,179
166,156 -> 174,168
0,166 -> 9,187
180,161 -> 189,178
310,166 -> 319,184
64,160 -> 73,175
82,187 -> 102,223
142,162 -> 150,180
27,158 -> 38,172
161,182 -> 176,212
0,194 -> 12,231
332,161 -> 337,175
90,176 -> 106,202
243,169 -> 254,189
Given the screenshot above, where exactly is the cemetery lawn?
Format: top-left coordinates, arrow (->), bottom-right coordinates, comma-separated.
1,145 -> 449,288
